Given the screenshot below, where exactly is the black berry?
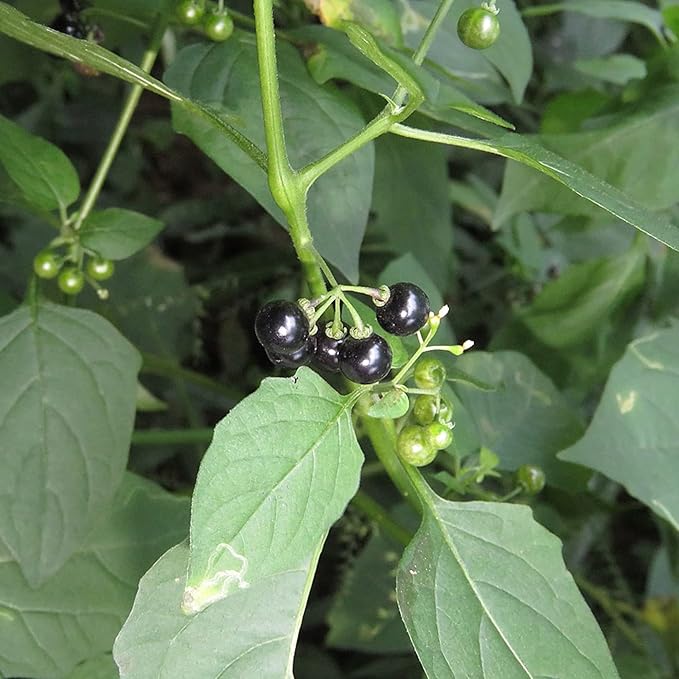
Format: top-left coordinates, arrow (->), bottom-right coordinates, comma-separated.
51,12 -> 87,38
266,336 -> 316,369
339,334 -> 392,384
376,283 -> 430,336
255,300 -> 309,355
313,333 -> 344,373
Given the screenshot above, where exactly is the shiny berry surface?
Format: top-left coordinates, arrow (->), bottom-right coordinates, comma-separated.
397,425 -> 437,467
33,251 -> 61,279
87,257 -> 115,281
412,395 -> 437,426
376,282 -> 430,336
457,7 -> 500,50
176,0 -> 205,26
425,422 -> 454,451
517,464 -> 546,495
204,11 -> 234,41
414,356 -> 446,390
339,334 -> 392,384
255,300 -> 309,355
58,267 -> 85,295
313,333 -> 344,373
266,336 -> 316,369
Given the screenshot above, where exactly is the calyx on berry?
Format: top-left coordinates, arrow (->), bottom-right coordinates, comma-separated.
255,300 -> 310,356
375,282 -> 430,336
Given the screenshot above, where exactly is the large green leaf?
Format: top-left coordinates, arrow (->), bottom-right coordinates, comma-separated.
505,243 -> 646,349
523,1 -> 665,43
560,326 -> 679,530
397,490 -> 621,678
0,473 -> 190,679
392,124 -> 679,252
80,208 -> 164,260
371,136 -> 451,289
164,37 -> 374,282
66,654 -> 119,679
114,540 -> 321,678
185,367 -> 363,612
452,351 -> 587,490
0,113 -> 79,212
496,88 -> 679,228
0,302 -> 140,585
400,0 -> 533,104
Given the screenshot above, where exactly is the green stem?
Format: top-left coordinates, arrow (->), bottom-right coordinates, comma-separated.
351,490 -> 413,546
73,14 -> 167,230
412,0 -> 456,66
253,0 -> 326,296
132,428 -> 214,446
361,417 -> 421,513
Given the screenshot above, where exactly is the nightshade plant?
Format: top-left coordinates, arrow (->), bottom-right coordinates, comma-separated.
0,0 -> 678,677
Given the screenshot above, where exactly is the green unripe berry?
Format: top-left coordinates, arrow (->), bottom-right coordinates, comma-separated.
58,267 -> 84,295
414,356 -> 446,390
86,257 -> 115,281
33,250 -> 61,279
397,425 -> 437,467
424,422 -> 454,451
517,464 -> 546,495
176,0 -> 205,26
412,395 -> 437,426
204,10 -> 234,41
457,7 -> 500,50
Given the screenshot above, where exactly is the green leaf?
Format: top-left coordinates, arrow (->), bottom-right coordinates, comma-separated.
0,113 -> 80,211
367,389 -> 410,419
0,302 -> 140,585
165,37 -> 374,282
573,54 -> 647,86
184,367 -> 363,611
114,540 -> 322,678
371,136 -> 452,289
495,88 -> 679,233
523,1 -> 666,44
452,351 -> 588,490
0,473 -> 190,678
560,326 -> 679,530
394,124 -> 679,252
80,208 -> 164,260
509,244 -> 646,349
401,0 -> 533,104
445,366 -> 497,391
0,4 -> 267,170
66,654 -> 119,679
397,490 -> 621,678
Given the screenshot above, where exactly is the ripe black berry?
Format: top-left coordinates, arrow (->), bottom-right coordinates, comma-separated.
313,333 -> 344,373
376,283 -> 430,336
339,334 -> 392,384
255,300 -> 309,355
51,12 -> 87,38
266,336 -> 316,369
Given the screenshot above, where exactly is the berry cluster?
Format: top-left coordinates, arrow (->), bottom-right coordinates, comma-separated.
396,357 -> 454,467
33,249 -> 114,297
176,0 -> 235,42
254,282 -> 430,385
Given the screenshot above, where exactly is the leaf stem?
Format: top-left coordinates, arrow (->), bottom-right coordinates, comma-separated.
73,14 -> 167,230
351,490 -> 413,546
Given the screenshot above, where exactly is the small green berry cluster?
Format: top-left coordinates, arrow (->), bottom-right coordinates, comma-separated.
396,357 -> 454,468
176,0 -> 234,42
33,248 -> 114,297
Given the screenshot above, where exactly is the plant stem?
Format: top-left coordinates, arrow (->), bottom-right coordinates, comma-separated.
413,0 -> 456,66
253,0 -> 326,296
73,14 -> 167,230
132,428 -> 214,446
361,417 -> 421,513
351,490 -> 413,546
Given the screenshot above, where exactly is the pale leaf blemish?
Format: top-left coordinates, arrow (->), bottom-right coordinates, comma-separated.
616,390 -> 637,414
181,543 -> 249,615
0,606 -> 14,622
